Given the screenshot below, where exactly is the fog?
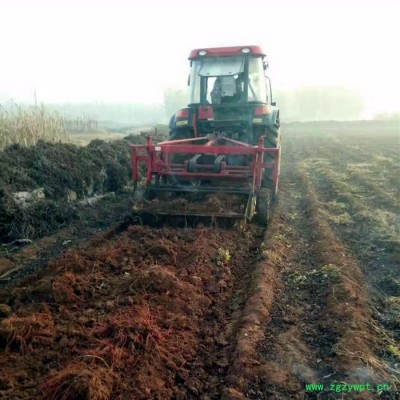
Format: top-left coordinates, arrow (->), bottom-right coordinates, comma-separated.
0,0 -> 399,121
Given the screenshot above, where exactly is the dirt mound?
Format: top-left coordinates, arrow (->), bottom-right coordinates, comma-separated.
0,139 -> 131,199
0,139 -> 133,242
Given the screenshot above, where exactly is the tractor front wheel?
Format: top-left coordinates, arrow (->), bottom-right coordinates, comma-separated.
255,188 -> 272,226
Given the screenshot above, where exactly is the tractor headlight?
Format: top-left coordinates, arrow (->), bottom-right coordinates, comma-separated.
199,50 -> 207,56
241,48 -> 251,53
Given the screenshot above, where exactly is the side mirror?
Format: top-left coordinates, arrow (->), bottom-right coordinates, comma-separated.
271,101 -> 276,106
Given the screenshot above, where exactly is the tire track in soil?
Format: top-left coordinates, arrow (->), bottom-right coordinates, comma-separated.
241,134 -> 328,399
241,135 -> 398,399
244,138 -> 341,399
177,224 -> 269,399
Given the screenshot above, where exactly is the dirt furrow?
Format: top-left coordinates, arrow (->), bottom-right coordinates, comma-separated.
303,158 -> 400,220
243,134 -> 398,399
304,160 -> 399,241
302,158 -> 400,366
307,142 -> 400,205
235,137 -> 342,398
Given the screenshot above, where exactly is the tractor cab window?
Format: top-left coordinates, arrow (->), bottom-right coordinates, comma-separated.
200,56 -> 244,105
188,55 -> 267,105
248,57 -> 268,103
189,56 -> 244,104
188,61 -> 202,104
209,75 -> 243,104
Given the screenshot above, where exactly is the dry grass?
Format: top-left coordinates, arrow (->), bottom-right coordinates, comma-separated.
0,104 -> 69,149
0,311 -> 55,354
44,362 -> 115,400
69,131 -> 124,146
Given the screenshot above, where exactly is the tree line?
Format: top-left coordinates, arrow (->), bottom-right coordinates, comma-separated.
2,85 -> 396,126
163,85 -> 366,122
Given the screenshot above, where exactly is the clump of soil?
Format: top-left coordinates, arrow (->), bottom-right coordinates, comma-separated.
44,363 -> 115,400
0,310 -> 55,354
138,193 -> 247,215
0,304 -> 12,318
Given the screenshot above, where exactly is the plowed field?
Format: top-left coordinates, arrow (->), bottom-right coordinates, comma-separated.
0,121 -> 399,399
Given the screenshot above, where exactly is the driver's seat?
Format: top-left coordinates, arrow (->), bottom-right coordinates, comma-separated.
211,76 -> 237,104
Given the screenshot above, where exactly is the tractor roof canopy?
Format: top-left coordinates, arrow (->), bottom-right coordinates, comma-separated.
189,45 -> 265,60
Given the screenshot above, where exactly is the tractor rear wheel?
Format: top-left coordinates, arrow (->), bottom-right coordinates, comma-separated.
264,124 -> 280,147
255,188 -> 272,226
169,128 -> 193,141
168,128 -> 194,186
262,125 -> 280,195
168,128 -> 193,162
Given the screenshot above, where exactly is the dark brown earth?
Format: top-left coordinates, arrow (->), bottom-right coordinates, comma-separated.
0,121 -> 399,399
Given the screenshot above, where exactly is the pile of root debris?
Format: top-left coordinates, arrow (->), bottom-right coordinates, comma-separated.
0,137 -> 145,243
0,224 -> 254,399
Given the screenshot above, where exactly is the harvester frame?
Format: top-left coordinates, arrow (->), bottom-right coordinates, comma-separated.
130,133 -> 280,224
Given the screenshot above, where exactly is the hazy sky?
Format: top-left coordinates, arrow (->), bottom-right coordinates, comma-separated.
0,0 -> 399,115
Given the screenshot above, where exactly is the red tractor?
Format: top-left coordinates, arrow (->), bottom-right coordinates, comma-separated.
131,45 -> 281,225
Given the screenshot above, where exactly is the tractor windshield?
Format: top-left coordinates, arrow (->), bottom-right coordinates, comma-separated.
188,56 -> 267,104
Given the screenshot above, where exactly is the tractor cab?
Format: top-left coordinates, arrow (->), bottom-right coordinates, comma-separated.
188,48 -> 270,106
169,46 -> 279,142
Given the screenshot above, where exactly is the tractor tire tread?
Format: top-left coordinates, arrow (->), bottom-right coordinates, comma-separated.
256,188 -> 271,226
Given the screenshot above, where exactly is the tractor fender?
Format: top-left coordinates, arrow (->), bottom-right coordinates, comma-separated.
256,108 -> 280,128
169,108 -> 193,131
265,108 -> 280,127
168,114 -> 176,130
169,110 -> 194,140
271,108 -> 280,127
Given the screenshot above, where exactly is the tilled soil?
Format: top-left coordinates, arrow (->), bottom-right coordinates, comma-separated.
246,125 -> 399,399
0,194 -> 134,285
0,223 -> 267,399
0,121 -> 399,399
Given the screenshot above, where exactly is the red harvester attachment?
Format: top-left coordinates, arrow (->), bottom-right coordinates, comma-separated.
130,133 -> 280,225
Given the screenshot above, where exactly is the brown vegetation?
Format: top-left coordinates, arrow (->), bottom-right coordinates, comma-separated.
0,104 -> 68,149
